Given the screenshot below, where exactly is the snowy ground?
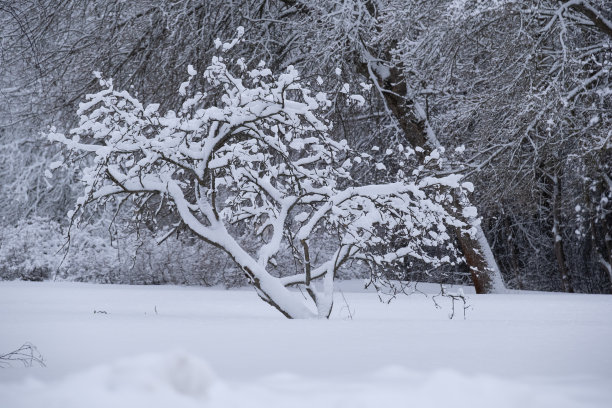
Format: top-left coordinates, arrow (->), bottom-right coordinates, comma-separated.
1,281 -> 611,407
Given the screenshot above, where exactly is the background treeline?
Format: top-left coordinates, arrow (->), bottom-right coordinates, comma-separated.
0,0 -> 610,292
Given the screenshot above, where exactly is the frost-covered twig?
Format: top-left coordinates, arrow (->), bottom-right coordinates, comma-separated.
0,342 -> 46,368
432,284 -> 470,320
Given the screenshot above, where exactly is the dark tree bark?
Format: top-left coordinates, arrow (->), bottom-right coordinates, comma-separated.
354,56 -> 503,294
552,175 -> 574,293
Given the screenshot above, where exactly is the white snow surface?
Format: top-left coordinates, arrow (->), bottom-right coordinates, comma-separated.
1,281 -> 611,407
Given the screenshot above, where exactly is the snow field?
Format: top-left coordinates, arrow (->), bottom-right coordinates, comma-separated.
1,281 -> 611,407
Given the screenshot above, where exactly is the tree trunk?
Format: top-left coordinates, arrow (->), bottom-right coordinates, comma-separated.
590,172 -> 612,294
504,215 -> 524,289
552,175 -> 573,293
356,61 -> 506,294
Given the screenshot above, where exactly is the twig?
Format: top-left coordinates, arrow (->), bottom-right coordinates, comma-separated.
339,289 -> 354,320
0,342 -> 46,368
432,284 -> 471,319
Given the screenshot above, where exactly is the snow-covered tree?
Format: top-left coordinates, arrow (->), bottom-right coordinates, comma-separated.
384,0 -> 611,292
49,32 -> 474,318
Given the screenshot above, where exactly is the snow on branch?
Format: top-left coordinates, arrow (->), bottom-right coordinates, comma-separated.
48,29 -> 473,319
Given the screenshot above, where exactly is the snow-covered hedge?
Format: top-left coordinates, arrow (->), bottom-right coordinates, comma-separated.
0,217 -> 121,282
0,217 -> 357,286
0,217 -> 63,281
0,217 -> 246,285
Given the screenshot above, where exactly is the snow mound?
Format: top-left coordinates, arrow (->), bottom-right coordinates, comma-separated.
2,352 -> 216,408
99,352 -> 216,397
3,353 -> 609,408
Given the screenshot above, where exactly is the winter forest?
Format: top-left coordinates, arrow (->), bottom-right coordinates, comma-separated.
1,0 -> 611,407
